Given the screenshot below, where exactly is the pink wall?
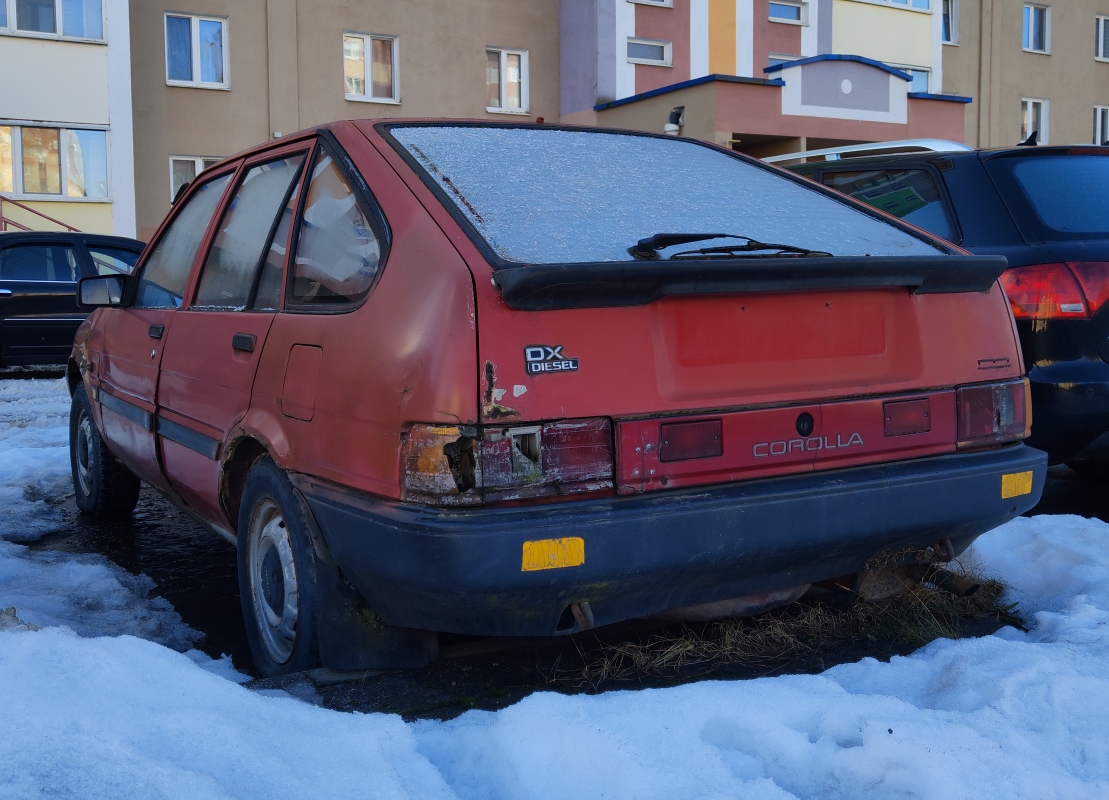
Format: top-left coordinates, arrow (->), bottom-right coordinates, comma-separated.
635,0 -> 692,94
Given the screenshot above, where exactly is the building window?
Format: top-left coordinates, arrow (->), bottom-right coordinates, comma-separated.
165,13 -> 229,88
0,123 -> 107,198
343,33 -> 398,103
627,38 -> 671,66
1022,5 -> 1049,53
767,53 -> 800,69
0,0 -> 103,39
486,48 -> 528,114
1021,98 -> 1048,144
1097,17 -> 1109,61
1095,106 -> 1109,145
169,156 -> 222,202
942,0 -> 958,43
906,68 -> 930,93
628,0 -> 673,6
768,2 -> 805,24
888,0 -> 930,9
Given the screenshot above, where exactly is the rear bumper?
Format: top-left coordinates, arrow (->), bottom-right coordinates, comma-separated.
296,444 -> 1047,637
1027,362 -> 1109,462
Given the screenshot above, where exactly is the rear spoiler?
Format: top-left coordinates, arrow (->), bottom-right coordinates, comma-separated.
493,255 -> 1009,311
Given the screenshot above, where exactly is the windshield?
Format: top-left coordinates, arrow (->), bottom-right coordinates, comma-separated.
387,125 -> 944,266
986,154 -> 1109,242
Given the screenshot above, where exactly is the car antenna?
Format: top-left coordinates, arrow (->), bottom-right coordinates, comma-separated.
1018,131 -> 1038,147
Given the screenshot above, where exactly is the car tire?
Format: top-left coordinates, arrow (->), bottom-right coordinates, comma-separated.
70,384 -> 141,516
237,456 -> 321,677
1066,459 -> 1109,482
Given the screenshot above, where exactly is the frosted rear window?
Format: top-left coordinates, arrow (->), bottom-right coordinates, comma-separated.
390,126 -> 943,265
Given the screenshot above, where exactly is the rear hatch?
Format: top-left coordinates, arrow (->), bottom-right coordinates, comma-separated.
374,123 -> 1026,503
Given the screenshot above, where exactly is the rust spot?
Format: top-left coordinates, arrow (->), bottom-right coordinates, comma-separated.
483,360 -> 519,420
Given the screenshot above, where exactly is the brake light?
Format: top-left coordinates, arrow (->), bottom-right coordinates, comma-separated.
659,419 -> 723,462
956,379 -> 1030,450
1069,262 -> 1109,316
1000,262 -> 1109,319
402,418 -> 614,505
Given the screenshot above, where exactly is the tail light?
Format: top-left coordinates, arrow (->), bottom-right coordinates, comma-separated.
956,379 -> 1031,450
999,262 -> 1109,319
402,418 -> 614,505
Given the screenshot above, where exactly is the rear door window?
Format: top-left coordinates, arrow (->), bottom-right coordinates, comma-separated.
288,146 -> 384,306
985,153 -> 1109,241
823,168 -> 958,242
88,246 -> 141,276
194,153 -> 306,310
0,245 -> 78,282
134,171 -> 233,308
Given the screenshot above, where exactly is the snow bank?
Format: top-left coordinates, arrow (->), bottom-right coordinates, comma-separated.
4,377 -> 1109,798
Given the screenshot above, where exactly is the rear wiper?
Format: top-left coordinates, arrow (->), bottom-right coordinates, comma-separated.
628,232 -> 831,260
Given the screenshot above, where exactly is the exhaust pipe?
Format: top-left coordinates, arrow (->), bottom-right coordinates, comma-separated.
924,566 -> 981,598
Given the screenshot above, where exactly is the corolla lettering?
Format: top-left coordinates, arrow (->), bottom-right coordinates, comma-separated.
753,433 -> 864,458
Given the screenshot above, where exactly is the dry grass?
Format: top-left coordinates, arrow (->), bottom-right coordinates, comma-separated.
549,563 -> 1022,690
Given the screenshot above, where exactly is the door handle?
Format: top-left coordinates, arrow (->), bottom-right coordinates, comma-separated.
232,333 -> 257,353
0,289 -> 12,297
148,324 -> 164,339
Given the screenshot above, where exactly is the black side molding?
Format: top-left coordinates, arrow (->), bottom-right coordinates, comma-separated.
493,255 -> 1009,311
98,389 -> 153,431
157,415 -> 220,459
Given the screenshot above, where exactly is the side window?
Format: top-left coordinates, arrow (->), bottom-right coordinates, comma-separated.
0,245 -> 78,281
88,247 -> 141,276
824,168 -> 958,242
289,147 -> 383,306
134,172 -> 232,308
252,170 -> 304,311
194,153 -> 306,310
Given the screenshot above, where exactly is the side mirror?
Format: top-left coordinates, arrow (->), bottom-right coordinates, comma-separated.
78,275 -> 126,308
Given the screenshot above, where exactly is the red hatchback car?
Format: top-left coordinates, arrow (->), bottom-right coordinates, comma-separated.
69,121 -> 1047,676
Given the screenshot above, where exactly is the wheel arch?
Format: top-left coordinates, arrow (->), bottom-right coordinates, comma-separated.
66,359 -> 82,395
220,435 -> 274,532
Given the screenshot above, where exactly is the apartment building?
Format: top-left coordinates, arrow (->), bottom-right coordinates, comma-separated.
943,0 -> 1109,147
560,0 -> 970,158
128,0 -> 558,239
0,0 -> 135,235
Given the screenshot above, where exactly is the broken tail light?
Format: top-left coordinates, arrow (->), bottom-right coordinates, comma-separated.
401,418 -> 614,505
999,262 -> 1109,319
956,379 -> 1031,450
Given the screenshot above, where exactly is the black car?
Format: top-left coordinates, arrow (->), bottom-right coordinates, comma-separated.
0,232 -> 144,367
788,146 -> 1109,473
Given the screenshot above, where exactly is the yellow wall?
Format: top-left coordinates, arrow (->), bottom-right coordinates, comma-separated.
832,0 -> 933,68
709,0 -> 737,75
3,201 -> 113,234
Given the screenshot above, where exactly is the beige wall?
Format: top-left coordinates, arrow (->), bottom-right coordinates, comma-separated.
131,0 -> 559,239
944,0 -> 1109,147
832,0 -> 934,69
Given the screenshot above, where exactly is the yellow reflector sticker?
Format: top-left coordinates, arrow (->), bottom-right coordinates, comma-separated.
1001,471 -> 1034,499
522,537 -> 585,572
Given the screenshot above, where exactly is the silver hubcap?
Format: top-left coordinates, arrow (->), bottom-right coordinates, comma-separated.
76,412 -> 94,497
248,499 -> 299,665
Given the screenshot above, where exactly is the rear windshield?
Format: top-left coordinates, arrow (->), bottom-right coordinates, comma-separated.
985,154 -> 1109,241
388,125 -> 944,265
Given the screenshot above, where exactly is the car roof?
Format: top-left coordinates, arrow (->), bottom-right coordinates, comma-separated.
0,231 -> 145,250
788,144 -> 1109,171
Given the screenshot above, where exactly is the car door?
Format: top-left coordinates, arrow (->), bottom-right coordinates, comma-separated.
97,169 -> 235,491
156,145 -> 310,525
0,241 -> 83,365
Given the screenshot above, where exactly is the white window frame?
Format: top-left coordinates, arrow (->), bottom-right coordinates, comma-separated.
767,53 -> 801,68
168,155 -> 221,202
1096,16 -> 1109,62
485,47 -> 530,115
942,0 -> 959,45
890,64 -> 931,93
0,120 -> 111,202
628,0 -> 673,6
1095,106 -> 1109,145
1022,4 -> 1050,54
0,0 -> 106,43
1021,97 -> 1049,144
626,37 -> 672,66
343,32 -> 400,105
164,13 -> 230,90
768,1 -> 808,25
842,0 -> 929,12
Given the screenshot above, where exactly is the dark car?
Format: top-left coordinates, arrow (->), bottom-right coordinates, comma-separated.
69,121 -> 1045,676
0,232 -> 144,367
788,146 -> 1109,474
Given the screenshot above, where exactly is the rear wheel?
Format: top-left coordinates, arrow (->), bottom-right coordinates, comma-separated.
237,456 -> 320,677
69,385 -> 141,516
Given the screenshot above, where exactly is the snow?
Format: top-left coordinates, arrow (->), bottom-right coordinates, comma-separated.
3,377 -> 1109,798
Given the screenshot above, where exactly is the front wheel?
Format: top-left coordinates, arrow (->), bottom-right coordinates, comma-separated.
70,384 -> 141,516
237,456 -> 320,677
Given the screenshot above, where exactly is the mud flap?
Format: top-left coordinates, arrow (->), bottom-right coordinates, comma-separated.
293,483 -> 438,670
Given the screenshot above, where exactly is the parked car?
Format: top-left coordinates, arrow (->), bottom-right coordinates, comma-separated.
68,121 -> 1046,676
0,232 -> 144,367
786,145 -> 1109,475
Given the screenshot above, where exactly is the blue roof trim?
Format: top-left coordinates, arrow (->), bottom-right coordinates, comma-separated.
908,91 -> 973,104
764,54 -> 912,81
593,73 -> 785,111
